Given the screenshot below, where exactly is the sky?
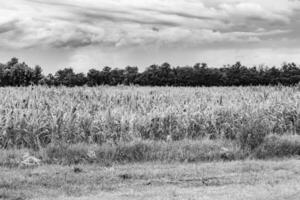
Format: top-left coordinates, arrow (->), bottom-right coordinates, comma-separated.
1,0 -> 300,73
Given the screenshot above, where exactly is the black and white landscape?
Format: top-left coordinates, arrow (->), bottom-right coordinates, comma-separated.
0,1 -> 300,200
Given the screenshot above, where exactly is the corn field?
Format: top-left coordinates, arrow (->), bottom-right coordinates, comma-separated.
0,86 -> 299,150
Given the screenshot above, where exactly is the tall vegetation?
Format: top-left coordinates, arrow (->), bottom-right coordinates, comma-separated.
0,86 -> 299,153
1,58 -> 300,87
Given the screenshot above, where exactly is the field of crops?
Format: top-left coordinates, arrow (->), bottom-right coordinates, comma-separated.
0,86 -> 300,157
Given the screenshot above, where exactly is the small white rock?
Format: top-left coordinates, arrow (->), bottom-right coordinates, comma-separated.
221,147 -> 229,152
20,153 -> 41,168
87,150 -> 97,159
166,135 -> 172,142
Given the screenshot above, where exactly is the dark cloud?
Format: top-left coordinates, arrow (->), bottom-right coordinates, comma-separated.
138,7 -> 217,21
0,0 -> 298,49
76,10 -> 179,27
0,20 -> 18,34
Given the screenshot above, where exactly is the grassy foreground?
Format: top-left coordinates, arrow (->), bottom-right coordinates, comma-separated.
0,86 -> 300,199
1,136 -> 299,168
1,159 -> 300,200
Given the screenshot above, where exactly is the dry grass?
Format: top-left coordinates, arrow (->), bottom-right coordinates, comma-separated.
0,86 -> 299,159
0,159 -> 299,200
0,139 -> 240,166
255,134 -> 300,158
1,86 -> 299,199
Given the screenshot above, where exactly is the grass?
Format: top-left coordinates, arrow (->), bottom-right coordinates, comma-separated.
0,139 -> 241,166
1,136 -> 299,167
0,86 -> 299,160
0,159 -> 299,200
0,86 -> 299,199
0,86 -> 299,148
255,134 -> 300,158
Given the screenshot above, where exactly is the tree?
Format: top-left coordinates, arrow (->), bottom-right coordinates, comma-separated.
123,66 -> 138,85
7,57 -> 18,68
1,57 -> 300,87
41,73 -> 56,86
102,66 -> 111,85
87,69 -> 102,86
110,68 -> 124,85
54,68 -> 76,86
33,65 -> 44,85
74,73 -> 87,86
0,64 -> 5,86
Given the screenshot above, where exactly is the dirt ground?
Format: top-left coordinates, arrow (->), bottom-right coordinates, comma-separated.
1,159 -> 300,200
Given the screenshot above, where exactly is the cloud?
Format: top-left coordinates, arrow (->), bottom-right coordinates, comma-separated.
66,45 -> 300,74
219,2 -> 290,23
0,0 -> 298,50
0,20 -> 18,34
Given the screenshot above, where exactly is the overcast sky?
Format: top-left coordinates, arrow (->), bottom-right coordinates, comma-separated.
1,0 -> 300,73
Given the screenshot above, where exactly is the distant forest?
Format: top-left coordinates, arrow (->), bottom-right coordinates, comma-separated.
1,57 -> 300,87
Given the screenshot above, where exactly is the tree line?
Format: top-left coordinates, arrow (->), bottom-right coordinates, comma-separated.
1,57 -> 300,87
